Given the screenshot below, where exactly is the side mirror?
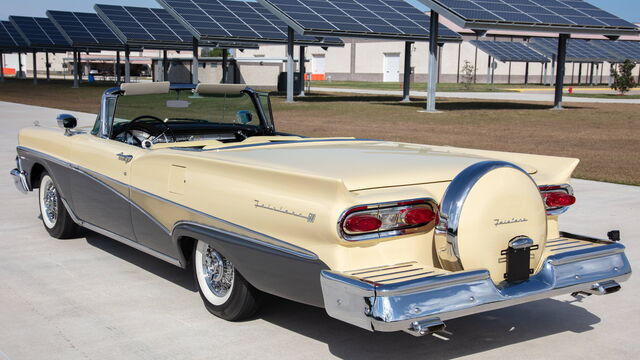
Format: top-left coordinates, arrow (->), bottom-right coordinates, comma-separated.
57,114 -> 77,129
57,114 -> 77,136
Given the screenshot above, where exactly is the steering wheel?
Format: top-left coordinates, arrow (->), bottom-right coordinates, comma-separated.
117,115 -> 176,146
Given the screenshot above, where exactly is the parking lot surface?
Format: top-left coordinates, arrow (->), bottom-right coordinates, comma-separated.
1,100 -> 638,359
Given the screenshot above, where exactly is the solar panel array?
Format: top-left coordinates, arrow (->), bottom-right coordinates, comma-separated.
258,0 -> 461,40
47,11 -> 123,48
528,37 -> 624,62
94,5 -> 193,45
9,16 -> 70,49
593,40 -> 640,62
157,0 -> 343,45
0,21 -> 28,50
420,0 -> 638,33
471,40 -> 549,62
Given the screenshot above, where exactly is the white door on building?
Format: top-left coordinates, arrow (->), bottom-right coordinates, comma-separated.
311,54 -> 326,75
383,53 -> 400,82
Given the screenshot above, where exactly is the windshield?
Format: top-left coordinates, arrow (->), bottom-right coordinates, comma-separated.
112,89 -> 262,128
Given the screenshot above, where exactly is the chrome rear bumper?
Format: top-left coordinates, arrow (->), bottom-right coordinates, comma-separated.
320,241 -> 631,335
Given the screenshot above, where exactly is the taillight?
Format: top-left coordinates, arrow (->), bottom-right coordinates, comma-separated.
539,185 -> 575,215
339,199 -> 437,241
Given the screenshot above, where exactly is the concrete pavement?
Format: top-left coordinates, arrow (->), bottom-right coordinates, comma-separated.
0,101 -> 638,359
309,86 -> 640,104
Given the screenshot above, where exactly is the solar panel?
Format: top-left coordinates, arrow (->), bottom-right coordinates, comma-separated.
47,11 -> 123,49
593,40 -> 640,63
418,0 -> 639,35
471,40 -> 549,62
0,21 -> 28,50
528,37 -> 623,62
157,0 -> 344,46
257,0 -> 460,41
9,16 -> 70,49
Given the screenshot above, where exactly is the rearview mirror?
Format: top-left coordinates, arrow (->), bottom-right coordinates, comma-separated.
57,114 -> 77,129
236,110 -> 253,124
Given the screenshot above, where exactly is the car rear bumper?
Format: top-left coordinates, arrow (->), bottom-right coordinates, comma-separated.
10,157 -> 29,194
320,238 -> 631,335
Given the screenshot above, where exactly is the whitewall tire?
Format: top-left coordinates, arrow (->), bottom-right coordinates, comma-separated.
192,240 -> 261,320
38,171 -> 78,239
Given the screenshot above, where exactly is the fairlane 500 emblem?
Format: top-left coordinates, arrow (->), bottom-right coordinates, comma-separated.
494,218 -> 528,227
254,200 -> 316,223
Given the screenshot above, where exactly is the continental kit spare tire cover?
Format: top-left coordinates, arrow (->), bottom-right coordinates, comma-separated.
435,161 -> 547,284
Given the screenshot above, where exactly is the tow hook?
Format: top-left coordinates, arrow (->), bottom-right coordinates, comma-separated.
406,318 -> 447,338
571,280 -> 622,298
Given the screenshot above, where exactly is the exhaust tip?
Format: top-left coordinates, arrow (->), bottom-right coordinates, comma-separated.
592,280 -> 621,295
407,318 -> 446,337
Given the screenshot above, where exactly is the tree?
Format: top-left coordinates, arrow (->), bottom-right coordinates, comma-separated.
611,59 -> 637,95
460,60 -> 475,90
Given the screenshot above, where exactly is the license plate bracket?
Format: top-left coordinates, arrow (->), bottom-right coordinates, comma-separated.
502,245 -> 539,282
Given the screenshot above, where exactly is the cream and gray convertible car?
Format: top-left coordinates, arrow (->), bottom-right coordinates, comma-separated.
10,82 -> 630,336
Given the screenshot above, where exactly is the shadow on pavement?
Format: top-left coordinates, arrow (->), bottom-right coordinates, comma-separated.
80,229 -> 601,358
84,231 -> 197,292
259,295 -> 600,359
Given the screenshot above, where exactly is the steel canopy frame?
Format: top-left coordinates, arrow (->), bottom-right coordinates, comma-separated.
417,0 -> 640,111
256,0 -> 462,103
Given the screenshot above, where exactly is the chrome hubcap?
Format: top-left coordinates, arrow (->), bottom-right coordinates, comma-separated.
202,246 -> 234,298
43,181 -> 58,224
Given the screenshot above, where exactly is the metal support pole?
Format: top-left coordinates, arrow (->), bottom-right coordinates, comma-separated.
589,62 -> 595,85
0,51 -> 4,83
491,60 -> 495,85
124,45 -> 131,83
402,41 -> 412,102
425,10 -> 439,113
599,63 -> 604,84
508,62 -> 511,84
73,50 -> 79,88
116,51 -> 121,84
540,63 -> 543,84
45,52 -> 50,81
78,52 -> 83,82
299,46 -> 306,96
192,37 -> 199,85
577,63 -> 582,85
524,62 -> 529,85
18,52 -> 23,79
286,27 -> 295,103
32,51 -> 38,84
571,62 -> 575,84
553,34 -> 569,110
222,48 -> 228,84
456,42 -> 461,83
486,56 -> 491,85
163,50 -> 168,82
543,62 -> 548,85
473,35 -> 478,83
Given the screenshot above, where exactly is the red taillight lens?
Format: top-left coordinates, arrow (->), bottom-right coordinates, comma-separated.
340,200 -> 437,240
543,191 -> 576,207
402,208 -> 436,225
344,214 -> 382,233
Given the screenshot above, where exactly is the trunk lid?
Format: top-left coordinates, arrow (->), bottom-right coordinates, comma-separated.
195,140 -> 536,191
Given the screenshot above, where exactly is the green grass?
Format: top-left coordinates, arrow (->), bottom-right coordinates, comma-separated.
567,93 -> 640,99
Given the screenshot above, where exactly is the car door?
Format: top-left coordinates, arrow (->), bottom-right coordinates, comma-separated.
67,133 -> 144,241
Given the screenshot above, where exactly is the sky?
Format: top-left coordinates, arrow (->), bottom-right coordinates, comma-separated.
0,0 -> 638,24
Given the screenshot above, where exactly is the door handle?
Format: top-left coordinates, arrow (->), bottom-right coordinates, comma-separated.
116,152 -> 133,163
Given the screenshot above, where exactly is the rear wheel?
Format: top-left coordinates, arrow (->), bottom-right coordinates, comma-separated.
193,240 -> 261,320
38,172 -> 78,239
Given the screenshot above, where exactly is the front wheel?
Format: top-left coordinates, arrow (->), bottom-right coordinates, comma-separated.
193,240 -> 261,320
38,172 -> 78,239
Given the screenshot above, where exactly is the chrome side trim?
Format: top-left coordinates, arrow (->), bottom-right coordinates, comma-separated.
434,160 -> 540,271
60,198 -> 181,267
321,240 -> 631,333
19,146 -> 317,261
173,221 -> 319,261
